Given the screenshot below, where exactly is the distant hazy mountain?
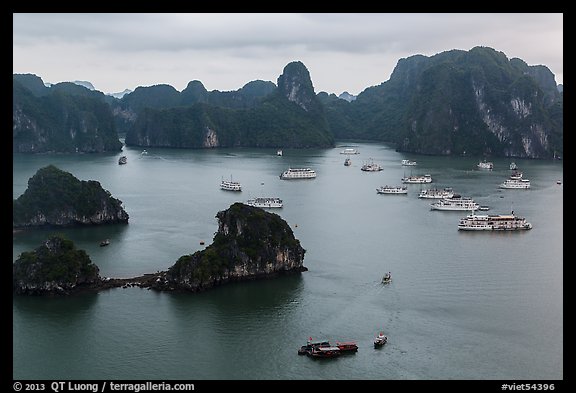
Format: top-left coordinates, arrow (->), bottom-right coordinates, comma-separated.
338,91 -> 357,102
72,80 -> 96,90
107,89 -> 133,99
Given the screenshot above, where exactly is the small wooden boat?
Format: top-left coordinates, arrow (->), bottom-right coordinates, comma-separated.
336,341 -> 358,353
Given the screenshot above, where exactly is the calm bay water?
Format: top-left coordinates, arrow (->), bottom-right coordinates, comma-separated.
13,142 -> 563,380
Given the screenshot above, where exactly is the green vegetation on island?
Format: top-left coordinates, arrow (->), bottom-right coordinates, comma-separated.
13,165 -> 129,228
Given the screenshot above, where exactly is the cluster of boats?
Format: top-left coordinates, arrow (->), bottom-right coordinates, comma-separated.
298,334 -> 388,358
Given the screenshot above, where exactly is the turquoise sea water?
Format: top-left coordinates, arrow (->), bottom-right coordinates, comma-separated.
13,142 -> 563,379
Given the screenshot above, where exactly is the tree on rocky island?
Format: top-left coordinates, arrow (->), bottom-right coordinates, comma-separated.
153,202 -> 307,292
13,235 -> 101,295
13,165 -> 129,229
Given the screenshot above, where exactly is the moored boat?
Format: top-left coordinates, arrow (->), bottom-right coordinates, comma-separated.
298,340 -> 330,355
309,346 -> 341,358
220,176 -> 242,191
340,148 -> 359,155
99,239 -> 110,247
458,212 -> 532,231
418,187 -> 454,199
499,178 -> 531,189
376,185 -> 407,195
361,159 -> 383,172
401,159 -> 417,166
402,174 -> 432,184
280,168 -> 316,179
245,197 -> 283,208
335,341 -> 358,353
431,195 -> 480,211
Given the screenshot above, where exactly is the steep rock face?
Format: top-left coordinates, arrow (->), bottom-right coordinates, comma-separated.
13,165 -> 129,228
276,61 -> 320,112
152,203 -> 306,292
326,47 -> 562,158
13,76 -> 122,153
13,235 -> 101,295
125,61 -> 334,149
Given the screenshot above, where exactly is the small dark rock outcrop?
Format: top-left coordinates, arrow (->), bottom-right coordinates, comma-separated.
152,203 -> 307,292
13,165 -> 129,229
13,235 -> 102,295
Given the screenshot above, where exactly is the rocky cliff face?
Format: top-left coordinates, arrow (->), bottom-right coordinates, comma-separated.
13,235 -> 101,295
13,75 -> 123,153
125,61 -> 333,149
13,165 -> 129,228
326,47 -> 562,159
152,203 -> 307,292
276,61 -> 320,112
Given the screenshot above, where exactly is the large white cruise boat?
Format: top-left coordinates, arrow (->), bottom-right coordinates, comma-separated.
418,187 -> 454,199
376,185 -> 407,195
220,177 -> 242,191
402,174 -> 432,184
430,195 -> 480,211
361,159 -> 383,172
340,148 -> 359,154
280,168 -> 317,179
246,197 -> 283,208
401,159 -> 417,166
458,212 -> 532,231
499,178 -> 531,189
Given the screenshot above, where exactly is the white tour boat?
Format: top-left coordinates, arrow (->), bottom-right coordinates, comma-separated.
418,187 -> 454,199
509,162 -> 518,170
458,212 -> 532,231
280,168 -> 317,179
402,174 -> 432,184
430,195 -> 480,211
376,185 -> 408,195
344,157 -> 352,166
499,178 -> 531,189
246,197 -> 283,208
277,149 -> 283,156
220,176 -> 242,191
477,160 -> 494,170
509,171 -> 523,180
401,159 -> 417,166
361,160 -> 383,172
340,148 -> 359,155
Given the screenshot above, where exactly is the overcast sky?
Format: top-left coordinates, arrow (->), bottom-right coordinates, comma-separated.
13,13 -> 563,96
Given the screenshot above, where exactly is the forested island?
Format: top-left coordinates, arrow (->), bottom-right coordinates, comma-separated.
13,203 -> 306,296
13,46 -> 563,158
13,165 -> 129,229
